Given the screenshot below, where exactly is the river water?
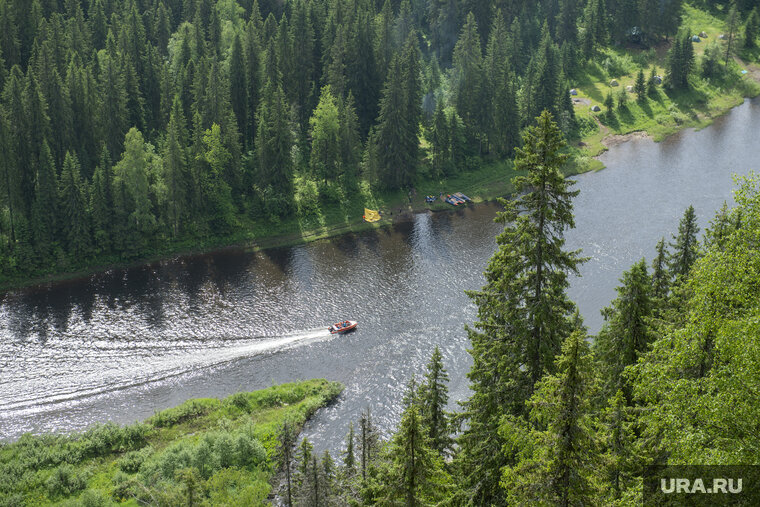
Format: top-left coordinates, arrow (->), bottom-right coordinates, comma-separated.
1,98 -> 758,452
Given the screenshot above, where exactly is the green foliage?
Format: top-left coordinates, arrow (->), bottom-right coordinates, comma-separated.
458,111 -> 584,505
633,176 -> 760,465
501,330 -> 601,506
0,380 -> 342,505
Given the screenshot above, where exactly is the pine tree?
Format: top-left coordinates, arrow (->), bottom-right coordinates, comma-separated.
380,404 -> 450,506
309,86 -> 341,186
651,237 -> 669,301
668,205 -> 700,280
634,68 -> 647,100
342,422 -> 356,477
452,13 -> 485,152
594,258 -> 653,401
164,96 -> 189,237
458,111 -> 584,505
31,141 -> 58,257
419,346 -> 452,456
501,330 -> 600,506
58,151 -> 91,258
90,145 -> 114,255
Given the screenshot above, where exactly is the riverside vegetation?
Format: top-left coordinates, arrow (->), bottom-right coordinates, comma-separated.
2,95 -> 759,506
1,0 -> 759,288
0,380 -> 343,505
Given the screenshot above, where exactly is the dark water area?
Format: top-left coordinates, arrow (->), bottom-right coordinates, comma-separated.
2,98 -> 759,453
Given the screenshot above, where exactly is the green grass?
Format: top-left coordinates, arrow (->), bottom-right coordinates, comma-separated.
570,3 -> 760,158
0,380 -> 343,506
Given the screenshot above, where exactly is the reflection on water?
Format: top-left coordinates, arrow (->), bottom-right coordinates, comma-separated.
1,98 -> 759,452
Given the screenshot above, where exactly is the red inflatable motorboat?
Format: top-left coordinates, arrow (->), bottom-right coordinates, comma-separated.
329,320 -> 358,334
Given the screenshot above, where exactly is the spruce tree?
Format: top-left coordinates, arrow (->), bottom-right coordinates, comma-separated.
452,13 -> 485,152
745,8 -> 758,48
458,111 -> 584,504
374,55 -> 413,189
277,420 -> 297,507
309,86 -> 341,186
599,390 -> 639,502
594,258 -> 653,401
58,151 -> 91,258
90,145 -> 114,255
229,33 -> 248,148
343,421 -> 356,477
501,330 -> 600,506
651,237 -> 669,301
634,68 -> 647,100
31,140 -> 58,257
164,96 -> 189,237
380,404 -> 450,506
419,346 -> 452,456
358,407 -> 380,483
668,205 -> 700,280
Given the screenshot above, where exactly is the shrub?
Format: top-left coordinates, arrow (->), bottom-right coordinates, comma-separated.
45,464 -> 87,497
117,445 -> 154,473
227,392 -> 250,411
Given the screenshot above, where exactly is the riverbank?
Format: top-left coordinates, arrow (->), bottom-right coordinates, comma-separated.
4,5 -> 760,293
0,379 -> 343,505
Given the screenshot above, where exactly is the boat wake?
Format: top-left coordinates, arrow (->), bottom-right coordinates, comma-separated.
0,327 -> 332,415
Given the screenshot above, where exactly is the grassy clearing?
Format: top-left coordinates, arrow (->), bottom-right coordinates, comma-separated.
0,380 -> 343,506
572,3 -> 760,157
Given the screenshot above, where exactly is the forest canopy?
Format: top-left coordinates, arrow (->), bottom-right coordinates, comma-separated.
0,0 -> 711,283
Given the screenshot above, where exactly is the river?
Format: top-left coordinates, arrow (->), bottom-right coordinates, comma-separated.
1,98 -> 758,452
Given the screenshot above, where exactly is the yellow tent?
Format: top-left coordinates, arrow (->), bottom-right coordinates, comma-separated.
363,208 -> 381,223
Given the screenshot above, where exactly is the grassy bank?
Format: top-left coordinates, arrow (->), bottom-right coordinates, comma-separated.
572,4 -> 760,157
0,380 -> 343,506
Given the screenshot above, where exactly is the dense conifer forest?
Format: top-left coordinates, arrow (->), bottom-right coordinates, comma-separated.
3,0 -> 756,285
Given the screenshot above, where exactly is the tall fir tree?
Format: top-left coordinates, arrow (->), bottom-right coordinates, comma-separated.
668,205 -> 700,281
419,346 -> 452,456
594,258 -> 653,401
501,330 -> 600,506
58,151 -> 91,258
458,111 -> 584,505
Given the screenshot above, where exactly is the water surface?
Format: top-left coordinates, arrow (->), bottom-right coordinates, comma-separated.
1,98 -> 758,452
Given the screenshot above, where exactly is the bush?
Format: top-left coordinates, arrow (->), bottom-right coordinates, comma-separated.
149,400 -> 212,428
227,392 -> 250,411
45,464 -> 87,497
117,445 -> 154,473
